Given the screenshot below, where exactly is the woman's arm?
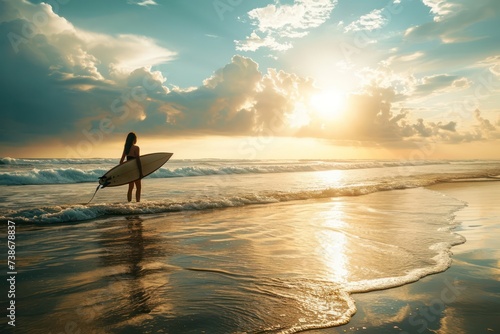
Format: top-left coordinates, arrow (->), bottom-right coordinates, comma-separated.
119,152 -> 126,164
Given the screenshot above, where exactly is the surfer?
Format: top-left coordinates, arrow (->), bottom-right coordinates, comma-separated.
120,132 -> 144,202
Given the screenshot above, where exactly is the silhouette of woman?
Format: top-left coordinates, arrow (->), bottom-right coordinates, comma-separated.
119,132 -> 144,202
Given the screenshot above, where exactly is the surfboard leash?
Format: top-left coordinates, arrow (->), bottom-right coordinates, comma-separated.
85,184 -> 103,205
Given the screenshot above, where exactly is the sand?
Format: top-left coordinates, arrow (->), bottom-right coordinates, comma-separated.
4,181 -> 499,333
312,181 -> 500,334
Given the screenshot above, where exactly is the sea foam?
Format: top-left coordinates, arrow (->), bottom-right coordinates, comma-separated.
0,159 -> 455,185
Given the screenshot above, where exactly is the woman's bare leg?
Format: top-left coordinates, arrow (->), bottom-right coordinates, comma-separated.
135,180 -> 141,202
127,182 -> 134,202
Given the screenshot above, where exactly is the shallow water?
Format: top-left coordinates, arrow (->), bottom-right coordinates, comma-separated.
8,187 -> 465,333
313,181 -> 500,334
2,159 -> 500,333
2,159 -> 500,224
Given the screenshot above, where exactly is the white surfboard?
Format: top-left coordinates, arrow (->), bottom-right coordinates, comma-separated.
99,152 -> 173,188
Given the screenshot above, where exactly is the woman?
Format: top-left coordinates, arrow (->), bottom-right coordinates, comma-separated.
119,132 -> 144,202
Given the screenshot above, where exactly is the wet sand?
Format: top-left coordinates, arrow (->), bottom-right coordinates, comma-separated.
3,181 -> 499,333
314,181 -> 500,334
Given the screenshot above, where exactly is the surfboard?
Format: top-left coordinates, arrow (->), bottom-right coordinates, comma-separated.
99,152 -> 173,188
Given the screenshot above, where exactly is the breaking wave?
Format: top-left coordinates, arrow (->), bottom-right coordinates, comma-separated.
0,176 -> 472,224
0,159 -> 453,185
0,168 -> 108,185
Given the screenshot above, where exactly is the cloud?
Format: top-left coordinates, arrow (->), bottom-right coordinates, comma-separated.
333,87 -> 410,142
353,65 -> 416,98
405,0 -> 500,43
1,0 -> 499,154
411,118 -> 458,138
0,0 -> 175,147
158,55 -> 264,134
412,74 -> 471,97
128,0 -> 158,6
344,9 -> 388,32
2,1 -> 175,77
471,109 -> 500,139
383,2 -> 499,79
126,61 -> 472,148
235,32 -> 292,52
127,58 -> 476,147
404,109 -> 500,144
354,65 -> 474,104
236,0 -> 336,52
479,55 -> 500,77
289,82 -> 500,148
133,56 -> 316,136
421,0 -> 458,22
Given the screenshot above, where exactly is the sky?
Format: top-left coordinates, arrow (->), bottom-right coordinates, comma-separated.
1,0 -> 500,159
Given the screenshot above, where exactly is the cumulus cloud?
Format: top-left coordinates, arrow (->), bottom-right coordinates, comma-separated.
1,0 -> 499,154
121,61 -> 470,147
0,0 -> 174,146
133,56 -> 316,136
405,109 -> 500,144
236,0 -> 336,52
2,1 -> 175,78
331,87 -> 410,142
289,82 -> 500,147
471,109 -> 500,139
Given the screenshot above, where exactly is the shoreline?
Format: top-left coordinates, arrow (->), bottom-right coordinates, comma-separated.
312,180 -> 500,334
3,179 -> 499,333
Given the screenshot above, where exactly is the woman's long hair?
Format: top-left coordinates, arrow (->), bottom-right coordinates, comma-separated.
123,132 -> 137,155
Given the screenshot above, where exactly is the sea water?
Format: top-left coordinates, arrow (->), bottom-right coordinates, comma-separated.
1,158 -> 499,333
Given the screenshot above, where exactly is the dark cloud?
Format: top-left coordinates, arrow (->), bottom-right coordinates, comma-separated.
0,20 -> 91,144
0,0 -> 173,150
438,121 -> 457,132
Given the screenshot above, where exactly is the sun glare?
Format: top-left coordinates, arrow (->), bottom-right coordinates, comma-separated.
310,90 -> 347,121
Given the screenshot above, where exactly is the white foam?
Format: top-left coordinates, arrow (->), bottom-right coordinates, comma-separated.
0,157 -> 115,165
0,168 -> 107,185
0,180 -> 454,224
1,158 -> 499,186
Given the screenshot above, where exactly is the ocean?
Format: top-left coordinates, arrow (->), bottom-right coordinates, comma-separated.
1,158 -> 500,333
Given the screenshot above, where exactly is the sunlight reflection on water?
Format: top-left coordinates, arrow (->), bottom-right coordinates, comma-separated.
13,187 -> 466,333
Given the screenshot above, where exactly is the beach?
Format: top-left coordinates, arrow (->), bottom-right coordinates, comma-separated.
1,159 -> 500,333
4,0 -> 500,332
322,181 -> 500,334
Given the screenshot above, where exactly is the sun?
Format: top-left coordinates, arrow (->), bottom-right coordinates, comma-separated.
310,90 -> 347,121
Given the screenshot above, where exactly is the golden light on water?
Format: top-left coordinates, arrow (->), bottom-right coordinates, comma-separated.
316,200 -> 350,284
308,170 -> 351,283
